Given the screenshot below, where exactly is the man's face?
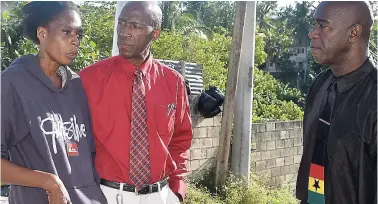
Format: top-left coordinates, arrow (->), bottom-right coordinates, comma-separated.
308,2 -> 352,65
117,6 -> 159,59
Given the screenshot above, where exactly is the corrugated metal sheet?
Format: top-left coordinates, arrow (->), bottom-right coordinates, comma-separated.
158,59 -> 204,96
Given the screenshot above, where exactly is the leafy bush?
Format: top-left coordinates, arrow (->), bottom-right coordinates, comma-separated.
184,173 -> 298,204
253,68 -> 304,122
152,31 -> 231,92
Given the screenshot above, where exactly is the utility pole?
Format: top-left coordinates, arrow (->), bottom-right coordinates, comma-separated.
215,1 -> 247,187
231,1 -> 257,183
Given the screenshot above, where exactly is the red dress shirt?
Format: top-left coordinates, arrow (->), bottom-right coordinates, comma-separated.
79,56 -> 193,199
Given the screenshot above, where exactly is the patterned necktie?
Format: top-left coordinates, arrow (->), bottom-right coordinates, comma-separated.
129,70 -> 150,190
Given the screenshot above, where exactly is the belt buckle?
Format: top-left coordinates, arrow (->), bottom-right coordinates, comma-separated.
134,187 -> 139,196
149,184 -> 153,193
157,182 -> 161,192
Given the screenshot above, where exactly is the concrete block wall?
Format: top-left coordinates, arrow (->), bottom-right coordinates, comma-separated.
187,113 -> 222,179
250,120 -> 303,190
187,115 -> 304,190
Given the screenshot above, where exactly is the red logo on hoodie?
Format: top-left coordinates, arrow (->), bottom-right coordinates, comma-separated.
67,143 -> 79,156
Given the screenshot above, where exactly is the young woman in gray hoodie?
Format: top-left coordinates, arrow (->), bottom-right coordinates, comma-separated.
1,2 -> 107,204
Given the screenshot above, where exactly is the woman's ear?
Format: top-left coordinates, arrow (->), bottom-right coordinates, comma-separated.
37,26 -> 48,44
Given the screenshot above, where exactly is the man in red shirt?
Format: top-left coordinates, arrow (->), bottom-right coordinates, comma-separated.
79,2 -> 193,204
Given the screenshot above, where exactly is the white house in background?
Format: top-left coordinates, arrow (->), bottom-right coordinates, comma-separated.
264,44 -> 309,74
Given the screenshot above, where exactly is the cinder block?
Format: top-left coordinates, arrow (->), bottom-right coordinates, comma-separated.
201,138 -> 213,148
281,148 -> 290,157
213,116 -> 222,126
256,132 -> 264,142
284,139 -> 294,148
261,151 -> 271,160
197,118 -> 214,127
266,159 -> 276,169
271,131 -> 280,140
270,149 -> 281,159
251,123 -> 260,133
290,164 -> 300,173
256,123 -> 266,133
251,161 -> 256,170
276,140 -> 285,149
275,122 -> 285,130
276,158 -> 285,167
190,160 -> 200,171
280,130 -> 289,139
191,149 -> 206,160
191,139 -> 201,149
289,129 -> 298,138
256,169 -> 271,177
258,141 -> 267,150
199,159 -> 208,166
213,137 -> 220,147
294,155 -> 302,164
298,129 -> 303,137
284,156 -> 294,166
267,141 -> 276,150
267,177 -> 276,186
285,174 -> 295,183
262,132 -> 272,141
290,148 -> 297,156
294,137 -> 302,147
271,167 -> 281,176
251,133 -> 257,143
208,127 -> 220,137
206,147 -> 217,158
278,175 -> 285,185
297,146 -> 303,155
280,165 -> 290,175
251,151 -> 262,161
293,120 -> 302,129
266,122 -> 276,131
193,127 -> 208,138
256,161 -> 266,171
284,121 -> 294,129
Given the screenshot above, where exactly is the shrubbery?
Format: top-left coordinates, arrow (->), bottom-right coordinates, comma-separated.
184,173 -> 298,204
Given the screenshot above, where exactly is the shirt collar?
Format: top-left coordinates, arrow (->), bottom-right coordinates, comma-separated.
56,66 -> 68,88
118,53 -> 153,77
334,58 -> 375,93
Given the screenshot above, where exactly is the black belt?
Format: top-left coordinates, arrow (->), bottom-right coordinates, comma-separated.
100,178 -> 168,195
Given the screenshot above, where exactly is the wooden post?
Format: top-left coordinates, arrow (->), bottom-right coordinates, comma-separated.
215,1 -> 247,188
180,61 -> 186,78
231,1 -> 257,183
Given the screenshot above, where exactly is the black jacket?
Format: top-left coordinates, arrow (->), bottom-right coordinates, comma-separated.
296,59 -> 377,204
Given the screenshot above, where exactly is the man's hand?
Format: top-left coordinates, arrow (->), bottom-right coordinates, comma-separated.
43,174 -> 71,204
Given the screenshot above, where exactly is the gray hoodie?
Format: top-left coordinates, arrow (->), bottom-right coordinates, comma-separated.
1,55 -> 107,204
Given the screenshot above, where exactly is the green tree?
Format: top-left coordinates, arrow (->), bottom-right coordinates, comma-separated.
1,1 -> 37,71
253,68 -> 304,122
1,1 -> 304,122
1,1 -> 116,72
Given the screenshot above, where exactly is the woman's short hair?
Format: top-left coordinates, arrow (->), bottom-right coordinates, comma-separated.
21,1 -> 79,44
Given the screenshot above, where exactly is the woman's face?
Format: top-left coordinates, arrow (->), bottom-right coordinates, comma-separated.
39,10 -> 83,66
